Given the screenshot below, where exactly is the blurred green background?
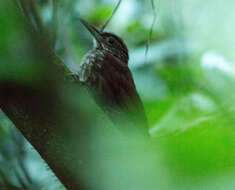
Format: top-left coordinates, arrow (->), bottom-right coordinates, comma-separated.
1,0 -> 235,189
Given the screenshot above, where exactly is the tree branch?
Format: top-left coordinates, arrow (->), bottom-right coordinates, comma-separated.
0,1 -> 92,189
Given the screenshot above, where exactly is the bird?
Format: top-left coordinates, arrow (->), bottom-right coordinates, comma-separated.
78,19 -> 149,137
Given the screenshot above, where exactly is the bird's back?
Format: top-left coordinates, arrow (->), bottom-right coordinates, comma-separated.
79,50 -> 149,136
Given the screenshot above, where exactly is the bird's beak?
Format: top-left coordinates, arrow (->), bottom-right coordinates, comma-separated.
80,18 -> 103,47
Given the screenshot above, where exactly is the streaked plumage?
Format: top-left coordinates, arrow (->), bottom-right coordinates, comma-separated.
78,19 -> 149,137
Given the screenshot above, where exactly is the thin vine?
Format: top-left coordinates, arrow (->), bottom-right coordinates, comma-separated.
145,0 -> 158,63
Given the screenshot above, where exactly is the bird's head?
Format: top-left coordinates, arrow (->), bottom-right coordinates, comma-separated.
80,19 -> 129,64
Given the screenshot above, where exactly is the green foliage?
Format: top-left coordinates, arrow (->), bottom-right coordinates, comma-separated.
1,0 -> 235,189
0,1 -> 46,85
86,5 -> 113,26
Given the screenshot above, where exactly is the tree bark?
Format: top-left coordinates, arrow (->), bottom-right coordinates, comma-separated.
0,74 -> 93,190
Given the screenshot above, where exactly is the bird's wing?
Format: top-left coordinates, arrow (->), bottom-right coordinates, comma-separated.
95,53 -> 149,135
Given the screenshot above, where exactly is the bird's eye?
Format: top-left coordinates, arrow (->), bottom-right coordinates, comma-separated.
107,37 -> 115,45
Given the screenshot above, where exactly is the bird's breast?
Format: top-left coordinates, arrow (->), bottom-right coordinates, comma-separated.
79,49 -> 105,84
